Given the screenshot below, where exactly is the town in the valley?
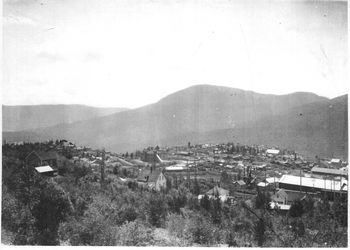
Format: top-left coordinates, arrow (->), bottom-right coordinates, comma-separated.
9,139 -> 347,206
2,138 -> 347,246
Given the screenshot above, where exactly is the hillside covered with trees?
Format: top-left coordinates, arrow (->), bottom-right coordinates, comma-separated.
2,142 -> 347,246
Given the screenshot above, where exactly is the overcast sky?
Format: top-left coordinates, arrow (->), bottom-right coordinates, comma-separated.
3,0 -> 348,108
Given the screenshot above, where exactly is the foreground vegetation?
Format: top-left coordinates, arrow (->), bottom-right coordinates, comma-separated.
2,142 -> 347,246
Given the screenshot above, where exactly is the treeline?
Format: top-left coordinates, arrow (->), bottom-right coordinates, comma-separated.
2,143 -> 347,246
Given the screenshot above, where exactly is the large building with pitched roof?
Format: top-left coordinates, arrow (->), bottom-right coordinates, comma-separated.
278,174 -> 347,200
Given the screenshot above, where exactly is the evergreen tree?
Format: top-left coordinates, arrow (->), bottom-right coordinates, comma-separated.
289,200 -> 304,218
146,193 -> 167,227
254,218 -> 266,247
210,197 -> 222,224
255,190 -> 271,210
193,177 -> 201,196
200,194 -> 211,211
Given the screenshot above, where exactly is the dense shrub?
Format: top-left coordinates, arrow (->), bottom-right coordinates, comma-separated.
166,213 -> 187,239
2,187 -> 22,232
58,204 -> 118,246
184,214 -> 216,245
117,205 -> 138,225
145,193 -> 167,227
115,221 -> 154,246
31,180 -> 73,245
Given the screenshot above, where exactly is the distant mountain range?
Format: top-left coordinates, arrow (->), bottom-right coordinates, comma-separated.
2,104 -> 128,131
2,85 -> 348,159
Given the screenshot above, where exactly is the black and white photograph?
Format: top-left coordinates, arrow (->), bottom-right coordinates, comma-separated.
1,0 -> 348,247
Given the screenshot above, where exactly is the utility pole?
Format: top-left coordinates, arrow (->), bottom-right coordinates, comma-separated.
100,149 -> 105,188
299,163 -> 302,194
265,165 -> 267,188
24,154 -> 32,209
333,178 -> 335,201
187,159 -> 190,189
25,159 -> 31,209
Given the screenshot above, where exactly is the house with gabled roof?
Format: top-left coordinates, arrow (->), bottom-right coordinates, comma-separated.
271,189 -> 288,205
137,167 -> 167,191
198,186 -> 230,202
271,188 -> 310,209
233,180 -> 246,190
206,185 -> 229,197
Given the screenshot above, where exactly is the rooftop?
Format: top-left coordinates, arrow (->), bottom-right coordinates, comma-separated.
35,165 -> 55,173
266,177 -> 280,183
279,174 -> 347,192
311,167 -> 348,176
206,186 -> 229,196
266,149 -> 280,155
330,159 -> 341,163
234,180 -> 246,186
165,165 -> 188,171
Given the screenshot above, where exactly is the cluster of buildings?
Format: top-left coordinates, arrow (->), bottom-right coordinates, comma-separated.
18,140 -> 348,211
133,144 -> 348,209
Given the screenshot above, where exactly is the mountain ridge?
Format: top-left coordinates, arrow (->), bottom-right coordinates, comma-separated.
2,85 -> 347,159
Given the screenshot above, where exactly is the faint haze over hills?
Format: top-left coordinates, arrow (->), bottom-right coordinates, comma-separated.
2,105 -> 128,131
3,85 -> 348,160
3,0 -> 348,108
